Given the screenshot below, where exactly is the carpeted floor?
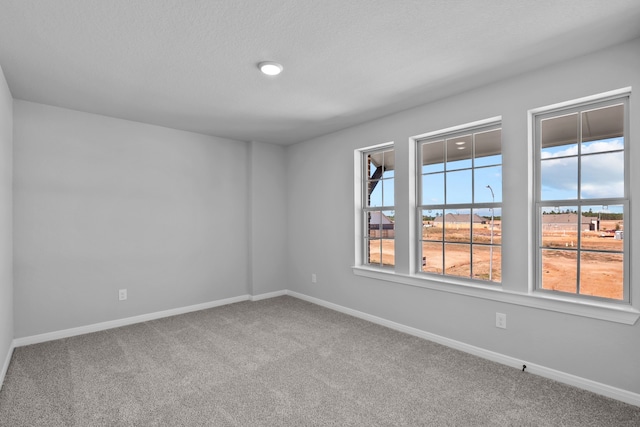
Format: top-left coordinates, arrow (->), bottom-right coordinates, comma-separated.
1,296 -> 639,426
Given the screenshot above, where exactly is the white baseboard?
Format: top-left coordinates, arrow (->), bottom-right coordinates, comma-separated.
13,294 -> 252,347
286,290 -> 640,408
251,289 -> 287,301
0,341 -> 14,392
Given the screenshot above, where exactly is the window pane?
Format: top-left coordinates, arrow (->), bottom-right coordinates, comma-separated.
367,239 -> 381,265
474,166 -> 502,203
444,209 -> 471,243
446,169 -> 472,203
382,150 -> 395,178
367,211 -> 381,237
422,242 -> 443,274
367,180 -> 382,207
580,205 -> 623,251
472,245 -> 501,282
446,135 -> 472,170
382,178 -> 394,206
368,210 -> 394,237
581,151 -> 623,199
381,238 -> 395,267
472,208 -> 501,244
582,137 -> 623,155
422,173 -> 444,205
367,152 -> 382,178
422,209 -> 443,242
444,243 -> 470,278
541,208 -> 579,248
580,252 -> 623,300
541,112 -> 578,154
417,123 -> 501,282
422,141 -> 444,173
541,157 -> 577,200
366,210 -> 394,267
535,97 -> 627,302
382,210 -> 395,237
474,129 -> 502,167
541,249 -> 577,294
581,104 -> 623,146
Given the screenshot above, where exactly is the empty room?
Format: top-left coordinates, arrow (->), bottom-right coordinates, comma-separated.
1,1 -> 640,425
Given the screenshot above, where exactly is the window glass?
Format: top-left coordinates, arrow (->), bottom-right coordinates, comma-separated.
535,96 -> 627,302
363,147 -> 395,268
421,209 -> 443,242
474,129 -> 502,167
446,135 -> 472,170
541,113 -> 578,156
419,123 -> 502,282
422,140 -> 445,173
445,169 -> 472,204
474,166 -> 502,203
581,151 -> 623,199
541,157 -> 578,200
422,173 -> 444,205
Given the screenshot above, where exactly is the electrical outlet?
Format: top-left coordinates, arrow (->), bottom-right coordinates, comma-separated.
119,289 -> 127,301
496,312 -> 506,329
311,273 -> 317,283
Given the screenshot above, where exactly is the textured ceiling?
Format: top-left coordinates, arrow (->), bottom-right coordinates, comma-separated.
1,0 -> 639,145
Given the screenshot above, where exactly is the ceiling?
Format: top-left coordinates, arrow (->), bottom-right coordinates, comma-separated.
1,1 -> 639,145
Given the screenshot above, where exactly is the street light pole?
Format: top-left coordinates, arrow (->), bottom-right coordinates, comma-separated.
486,185 -> 495,281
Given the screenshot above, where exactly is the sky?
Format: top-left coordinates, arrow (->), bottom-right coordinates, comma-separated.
368,164 -> 502,219
540,137 -> 623,202
368,136 -> 623,217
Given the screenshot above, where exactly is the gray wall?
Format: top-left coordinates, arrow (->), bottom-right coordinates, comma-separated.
250,141 -> 287,296
286,38 -> 640,394
0,66 -> 13,374
13,101 -> 252,337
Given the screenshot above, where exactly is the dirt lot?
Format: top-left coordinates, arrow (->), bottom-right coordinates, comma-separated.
421,223 -> 502,281
369,220 -> 623,299
540,219 -> 623,299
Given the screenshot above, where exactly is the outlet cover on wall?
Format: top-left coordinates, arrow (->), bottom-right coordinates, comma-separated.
311,273 -> 317,283
496,312 -> 506,329
119,289 -> 127,301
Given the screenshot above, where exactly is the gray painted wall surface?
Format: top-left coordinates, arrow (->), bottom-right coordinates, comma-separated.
286,38 -> 640,394
250,141 -> 287,296
13,101 -> 251,337
0,66 -> 13,372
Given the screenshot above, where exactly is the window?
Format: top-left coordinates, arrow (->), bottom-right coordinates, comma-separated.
362,146 -> 395,267
417,121 -> 502,282
534,95 -> 629,302
354,95 -> 636,323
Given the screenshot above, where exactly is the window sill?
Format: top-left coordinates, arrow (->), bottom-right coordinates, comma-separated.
352,266 -> 640,325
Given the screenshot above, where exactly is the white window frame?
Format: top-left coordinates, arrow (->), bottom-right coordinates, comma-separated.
532,91 -> 630,304
354,142 -> 395,270
416,118 -> 502,283
352,91 -> 639,325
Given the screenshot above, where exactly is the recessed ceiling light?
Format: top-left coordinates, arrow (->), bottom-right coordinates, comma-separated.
258,61 -> 283,76
457,146 -> 466,150
455,141 -> 465,145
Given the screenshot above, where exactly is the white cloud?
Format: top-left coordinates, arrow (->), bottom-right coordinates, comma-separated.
541,148 -> 623,199
541,137 -> 623,159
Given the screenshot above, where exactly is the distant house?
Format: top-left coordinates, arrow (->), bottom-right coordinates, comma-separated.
541,213 -> 592,231
433,213 -> 486,226
369,211 -> 394,238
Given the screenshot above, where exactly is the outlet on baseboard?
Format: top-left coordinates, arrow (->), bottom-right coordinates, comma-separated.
311,273 -> 317,283
119,289 -> 127,301
496,312 -> 506,329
